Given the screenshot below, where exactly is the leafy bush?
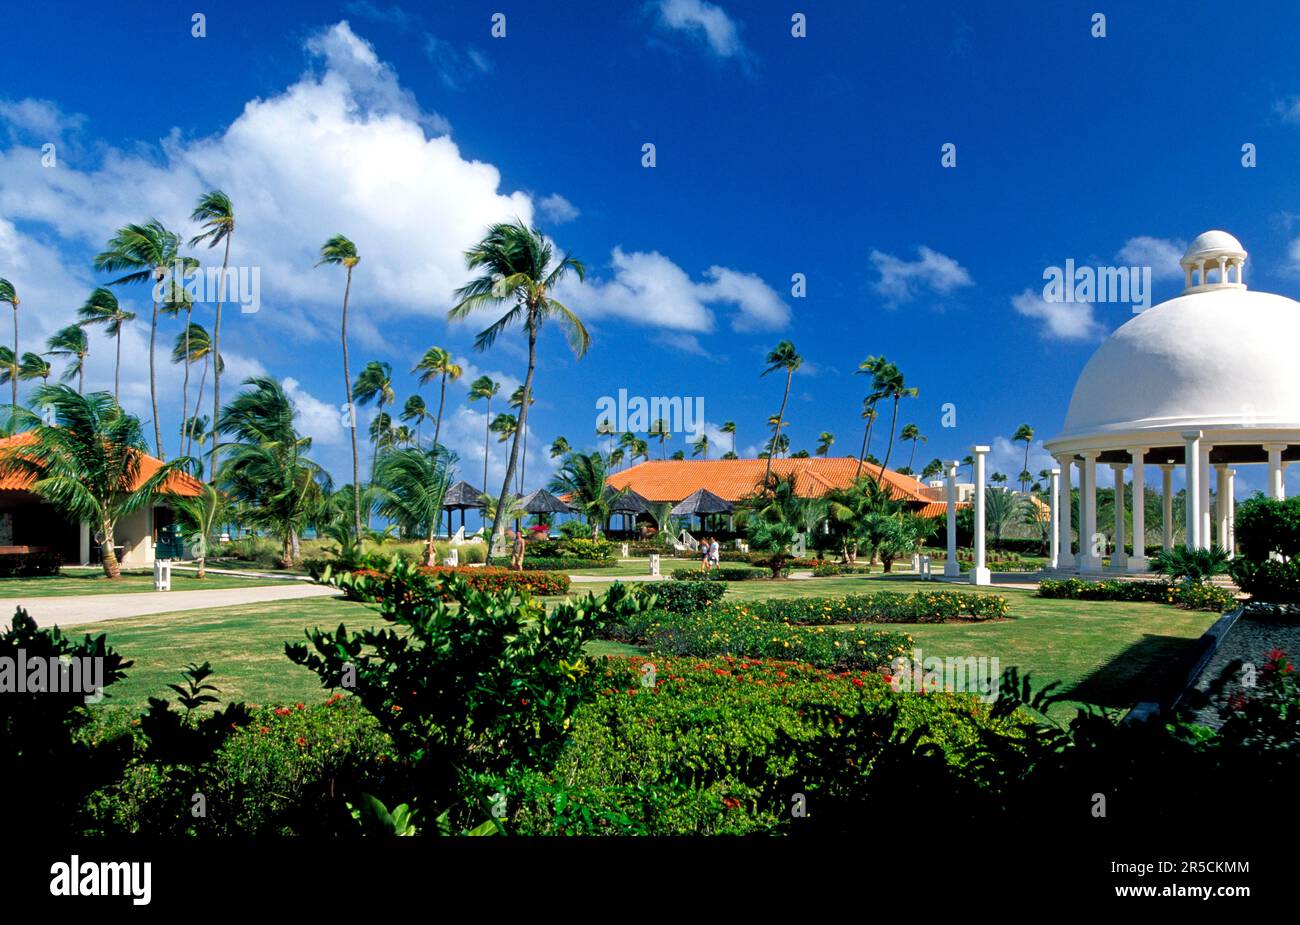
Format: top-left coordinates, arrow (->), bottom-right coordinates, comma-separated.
632,580 -> 727,616
810,558 -> 870,577
0,551 -> 63,577
1233,495 -> 1300,561
1151,545 -> 1230,583
1229,557 -> 1300,604
330,559 -> 571,598
745,591 -> 1011,624
490,556 -> 615,571
671,566 -> 767,582
290,559 -> 646,828
1038,577 -> 1236,612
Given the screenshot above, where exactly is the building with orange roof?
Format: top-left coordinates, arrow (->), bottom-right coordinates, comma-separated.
604,456 -> 956,519
0,432 -> 204,568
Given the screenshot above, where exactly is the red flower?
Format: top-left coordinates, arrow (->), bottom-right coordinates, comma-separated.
296,703 -> 306,711
258,726 -> 270,734
296,736 -> 307,747
274,707 -> 291,716
721,796 -> 741,810
851,678 -> 864,688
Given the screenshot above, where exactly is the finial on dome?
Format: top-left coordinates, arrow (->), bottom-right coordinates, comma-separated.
1179,230 -> 1246,293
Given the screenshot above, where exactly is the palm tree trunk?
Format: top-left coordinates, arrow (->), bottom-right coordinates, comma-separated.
907,441 -> 917,472
211,233 -> 230,484
855,401 -> 877,479
114,330 -> 122,402
10,305 -> 17,415
78,351 -> 85,395
482,397 -> 491,493
101,519 -> 120,579
765,369 -> 792,481
880,395 -> 901,474
434,372 -> 447,447
341,266 -> 361,539
193,354 -> 210,462
180,307 -> 192,460
491,322 -> 535,547
149,288 -> 163,459
425,522 -> 437,567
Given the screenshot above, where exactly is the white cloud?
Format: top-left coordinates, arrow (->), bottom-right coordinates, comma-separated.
565,247 -> 788,334
538,193 -> 579,224
422,33 -> 493,91
985,435 -> 1055,485
655,0 -> 748,59
283,377 -> 348,447
1011,287 -> 1105,342
1116,236 -> 1185,280
870,246 -> 973,306
1275,97 -> 1300,124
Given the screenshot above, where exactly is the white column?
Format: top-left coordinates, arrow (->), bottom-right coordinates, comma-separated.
1199,444 -> 1212,550
1160,464 -> 1175,551
1183,430 -> 1202,550
1226,468 -> 1236,557
1055,454 -> 1074,571
1265,443 -> 1286,500
1049,467 -> 1061,570
1215,465 -> 1230,552
1080,450 -> 1101,571
944,460 -> 960,578
1110,463 -> 1128,570
1128,449 -> 1147,571
969,445 -> 991,586
79,521 -> 91,566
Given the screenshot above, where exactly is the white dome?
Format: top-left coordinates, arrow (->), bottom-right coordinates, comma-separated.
1182,230 -> 1245,264
1058,286 -> 1300,440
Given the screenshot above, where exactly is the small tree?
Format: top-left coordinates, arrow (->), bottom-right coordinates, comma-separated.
170,483 -> 229,579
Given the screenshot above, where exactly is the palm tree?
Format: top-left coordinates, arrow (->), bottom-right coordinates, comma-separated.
549,436 -> 570,459
190,191 -> 235,483
449,220 -> 588,549
94,220 -> 193,459
875,363 -> 917,474
984,486 -> 1024,550
159,275 -> 196,457
172,323 -> 221,459
649,418 -> 671,458
761,341 -> 801,480
489,412 -> 519,491
0,348 -> 19,412
217,376 -> 327,568
170,483 -> 228,579
692,433 -> 709,458
900,423 -> 925,472
921,458 -> 944,481
18,352 -> 50,386
467,374 -> 500,491
609,447 -> 625,469
0,385 -> 190,578
353,360 -> 394,482
720,420 -> 737,457
509,384 -> 535,490
815,431 -> 835,456
670,449 -> 685,460
0,279 -> 18,418
400,394 -> 431,446
76,288 -> 135,401
182,414 -> 210,460
1013,423 -> 1035,493
1152,545 -> 1230,584
413,345 -> 462,448
316,233 -> 362,538
368,411 -> 394,457
548,450 -> 620,537
372,445 -> 454,565
633,437 -> 650,464
46,325 -> 89,394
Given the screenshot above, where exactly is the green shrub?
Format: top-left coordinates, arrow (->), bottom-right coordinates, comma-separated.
332,561 -> 571,598
1233,495 -> 1300,561
671,566 -> 768,582
1229,558 -> 1300,604
1038,577 -> 1235,612
745,591 -> 1010,625
632,580 -> 727,616
490,556 -> 615,571
0,551 -> 63,577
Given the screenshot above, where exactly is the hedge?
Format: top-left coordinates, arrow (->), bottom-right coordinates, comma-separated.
738,590 -> 1011,625
671,566 -> 769,582
489,556 -> 615,571
1037,578 -> 1236,612
632,580 -> 727,616
338,565 -> 571,598
0,551 -> 63,577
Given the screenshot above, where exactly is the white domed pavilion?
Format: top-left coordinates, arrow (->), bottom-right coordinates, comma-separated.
1042,230 -> 1299,573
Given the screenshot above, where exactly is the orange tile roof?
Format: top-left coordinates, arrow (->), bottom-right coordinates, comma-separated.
0,432 -> 204,496
605,457 -> 953,512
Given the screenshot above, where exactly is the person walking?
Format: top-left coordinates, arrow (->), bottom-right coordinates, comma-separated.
700,537 -> 710,572
708,536 -> 720,571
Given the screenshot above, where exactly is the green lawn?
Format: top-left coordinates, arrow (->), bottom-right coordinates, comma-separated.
71,569 -> 1219,721
0,569 -> 293,598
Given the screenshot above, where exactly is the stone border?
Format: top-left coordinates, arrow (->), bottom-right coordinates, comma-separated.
1123,605 -> 1244,725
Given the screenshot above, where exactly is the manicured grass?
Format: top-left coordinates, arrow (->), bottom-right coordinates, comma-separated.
73,569 -> 1220,721
0,569 -> 292,598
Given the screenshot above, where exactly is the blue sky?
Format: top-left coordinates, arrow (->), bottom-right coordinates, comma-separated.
4,0 -> 1300,502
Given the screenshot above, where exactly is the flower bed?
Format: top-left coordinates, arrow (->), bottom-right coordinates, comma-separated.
1038,577 -> 1236,612
489,556 -> 616,571
417,566 -> 570,596
634,580 -> 727,615
744,590 -> 1011,625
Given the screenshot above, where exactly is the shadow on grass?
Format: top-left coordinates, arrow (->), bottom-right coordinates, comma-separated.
1058,632 -> 1210,710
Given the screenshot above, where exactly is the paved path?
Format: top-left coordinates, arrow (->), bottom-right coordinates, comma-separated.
1,583 -> 343,631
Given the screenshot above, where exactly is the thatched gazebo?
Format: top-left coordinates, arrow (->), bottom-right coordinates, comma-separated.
605,486 -> 652,533
670,488 -> 734,533
441,480 -> 482,536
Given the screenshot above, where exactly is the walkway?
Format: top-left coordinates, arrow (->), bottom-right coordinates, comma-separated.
1,583 -> 343,631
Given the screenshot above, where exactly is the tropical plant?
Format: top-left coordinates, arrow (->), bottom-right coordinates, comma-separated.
190,191 -> 235,483
0,385 -> 191,577
353,360 -> 395,482
815,431 -> 835,456
549,436 -> 570,459
372,446 -> 455,565
874,362 -> 916,474
449,220 -> 589,550
761,340 -> 801,480
467,374 -> 500,492
0,278 -> 19,417
509,384 -> 535,491
413,346 -> 462,448
720,420 -> 736,456
548,451 -> 619,537
1152,545 -> 1231,584
691,433 -> 709,459
921,458 -> 944,482
489,413 -> 519,492
170,483 -> 229,579
217,376 -> 328,568
0,347 -> 17,406
649,418 -> 671,457
900,423 -> 925,472
984,486 -> 1025,550
94,220 -> 195,458
18,352 -> 51,386
854,356 -> 891,479
76,287 -> 135,401
316,234 -> 363,538
45,325 -> 89,394
1012,424 -> 1034,493
400,394 -> 431,447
